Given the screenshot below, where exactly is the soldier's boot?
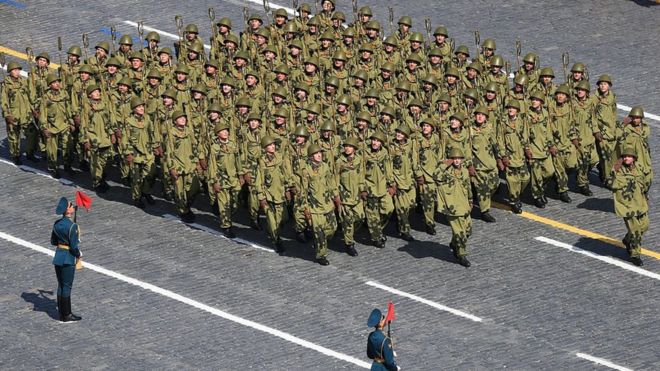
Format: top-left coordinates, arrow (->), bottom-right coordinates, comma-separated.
79,159 -> 90,172
399,232 -> 414,241
180,211 -> 196,223
11,156 -> 22,165
249,218 -> 262,230
558,192 -> 572,203
134,197 -> 146,209
630,256 -> 643,267
425,223 -> 436,235
221,226 -> 236,239
533,197 -> 545,209
622,235 -> 632,255
295,230 -> 307,243
144,194 -> 155,205
578,186 -> 593,196
457,255 -> 471,268
345,243 -> 358,257
26,153 -> 39,163
211,201 -> 220,216
316,256 -> 330,266
481,210 -> 496,223
510,200 -> 523,214
373,237 -> 386,249
274,238 -> 285,254
60,297 -> 81,323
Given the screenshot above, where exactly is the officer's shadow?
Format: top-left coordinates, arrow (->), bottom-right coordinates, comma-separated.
21,289 -> 59,320
397,240 -> 458,264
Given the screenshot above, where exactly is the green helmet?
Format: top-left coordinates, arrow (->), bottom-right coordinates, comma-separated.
273,108 -> 288,118
332,50 -> 347,61
255,28 -> 271,39
204,59 -> 220,69
95,41 -> 110,53
454,45 -> 470,56
474,105 -> 489,116
529,91 -> 545,103
298,3 -> 312,13
293,125 -> 310,137
235,97 -> 251,107
262,45 -> 278,55
343,137 -> 359,148
248,13 -> 263,22
369,131 -> 386,143
343,28 -> 356,37
409,32 -> 425,43
395,81 -> 412,92
129,51 -> 144,61
352,70 -> 369,81
320,30 -> 335,41
522,52 -> 537,64
554,84 -> 571,96
247,112 -> 263,122
513,74 -> 528,86
273,64 -> 290,75
407,98 -> 424,108
307,143 -> 324,156
325,76 -> 340,87
405,53 -> 422,64
208,103 -> 223,113
450,112 -> 467,123
220,77 -> 237,87
422,74 -> 438,86
428,47 -> 443,57
46,73 -> 60,85
145,31 -> 160,42
484,82 -> 499,93
284,22 -> 298,33
437,93 -> 452,104
467,61 -> 482,74
398,16 -> 413,26
305,56 -> 320,68
539,67 -> 555,78
380,62 -> 396,72
433,26 -> 449,36
629,106 -> 644,118
288,39 -> 304,50
272,86 -> 288,98
365,20 -> 381,31
174,64 -> 189,75
356,111 -> 372,123
261,135 -> 276,148
320,121 -> 336,132
420,117 -> 436,128
336,95 -> 351,106
575,80 -> 590,92
185,24 -> 199,33
481,38 -> 496,50
306,16 -> 320,26
383,36 -> 398,46
445,67 -> 460,78
305,103 -> 322,114
395,124 -> 410,136
78,64 -> 93,74
505,99 -> 521,110
130,97 -> 145,109
234,50 -> 250,61
294,83 -> 310,94
359,6 -> 373,16
214,121 -> 231,133
119,35 -> 133,45
331,11 -> 346,21
191,84 -> 208,95
380,106 -> 396,117
224,34 -> 239,45
118,77 -> 133,87
189,42 -> 204,54
158,47 -> 172,56
448,147 -> 464,158
491,55 -> 504,67
620,146 -> 637,158
597,74 -> 612,85
571,62 -> 586,73
172,110 -> 187,121
67,45 -> 82,56
358,43 -> 374,53
85,85 -> 100,96
274,8 -> 288,18
6,61 -> 22,71
161,88 -> 178,100
463,88 -> 479,101
36,52 -> 51,63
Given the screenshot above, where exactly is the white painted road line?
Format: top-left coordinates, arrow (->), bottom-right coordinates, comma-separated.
535,236 -> 660,281
576,352 -> 633,371
162,213 -> 274,252
0,158 -> 74,185
0,231 -> 371,369
365,281 -> 484,322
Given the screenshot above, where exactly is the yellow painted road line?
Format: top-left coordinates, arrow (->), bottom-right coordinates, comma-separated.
492,201 -> 660,260
0,45 -> 60,69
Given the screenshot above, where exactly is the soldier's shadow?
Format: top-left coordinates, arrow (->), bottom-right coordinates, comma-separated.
573,236 -> 631,261
397,240 -> 458,264
576,197 -> 615,213
21,289 -> 59,320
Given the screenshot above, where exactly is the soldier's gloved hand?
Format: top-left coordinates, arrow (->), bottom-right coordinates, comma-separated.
571,139 -> 580,149
388,185 -> 397,196
199,158 -> 208,170
73,115 -> 81,127
468,165 -> 477,177
613,158 -> 623,172
548,146 -> 558,157
243,173 -> 252,185
125,154 -> 134,164
593,132 -> 604,143
416,176 -> 425,186
114,128 -> 123,140
360,191 -> 368,200
524,148 -> 533,160
259,199 -> 267,210
169,168 -> 179,180
83,141 -> 92,152
213,183 -> 222,193
4,115 -> 15,126
42,129 -> 51,138
496,158 -> 505,171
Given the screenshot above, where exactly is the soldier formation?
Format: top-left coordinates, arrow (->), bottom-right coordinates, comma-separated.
1,0 -> 652,267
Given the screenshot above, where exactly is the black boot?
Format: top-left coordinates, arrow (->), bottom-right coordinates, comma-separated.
481,211 -> 496,223
134,197 -> 146,209
399,232 -> 414,241
275,238 -> 285,254
295,231 -> 307,243
457,256 -> 471,268
26,153 -> 38,163
57,295 -> 64,321
79,160 -> 90,172
211,201 -> 220,216
11,156 -> 22,165
511,201 -> 523,214
220,227 -> 236,239
61,296 -> 81,322
630,256 -> 643,267
425,224 -> 436,235
533,197 -> 546,209
345,243 -> 358,256
578,186 -> 593,196
559,192 -> 572,203
316,256 -> 330,266
143,194 -> 155,205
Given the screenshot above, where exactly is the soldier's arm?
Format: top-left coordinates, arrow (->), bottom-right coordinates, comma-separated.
68,223 -> 82,258
39,96 -> 48,129
0,81 -> 10,115
207,145 -> 219,185
381,337 -> 398,371
254,160 -> 266,200
79,103 -> 90,144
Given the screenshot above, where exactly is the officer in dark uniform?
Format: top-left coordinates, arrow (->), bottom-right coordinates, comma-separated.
366,308 -> 399,371
51,197 -> 82,322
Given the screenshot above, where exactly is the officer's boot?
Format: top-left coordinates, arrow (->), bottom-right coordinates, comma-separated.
61,297 -> 81,322
56,295 -> 64,321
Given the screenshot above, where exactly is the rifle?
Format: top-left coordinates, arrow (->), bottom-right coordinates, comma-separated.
0,53 -> 5,78
110,26 -> 117,55
292,0 -> 299,17
352,0 -> 358,24
243,6 -> 249,30
263,0 -> 271,26
424,18 -> 432,49
561,51 -> 569,83
137,20 -> 145,49
57,37 -> 63,72
26,47 -> 46,140
515,39 -> 521,71
175,15 -> 184,59
388,7 -> 394,35
474,30 -> 481,56
82,33 -> 89,61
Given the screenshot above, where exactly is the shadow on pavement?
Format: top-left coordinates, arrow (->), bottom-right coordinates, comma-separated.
21,289 -> 59,320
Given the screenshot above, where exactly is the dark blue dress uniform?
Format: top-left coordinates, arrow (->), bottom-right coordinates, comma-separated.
51,197 -> 82,322
366,309 -> 398,371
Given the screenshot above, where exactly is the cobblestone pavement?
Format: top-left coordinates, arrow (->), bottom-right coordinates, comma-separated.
0,1 -> 658,370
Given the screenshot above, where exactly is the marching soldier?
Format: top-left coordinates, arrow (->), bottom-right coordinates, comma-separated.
527,91 -> 555,208
363,131 -> 395,248
2,61 -> 36,164
498,100 -> 530,214
470,106 -> 499,222
415,117 -> 441,235
549,84 -> 577,203
80,85 -> 115,193
336,137 -> 364,257
616,106 -> 652,195
390,125 -> 417,241
593,74 -> 618,185
572,80 -> 599,196
40,74 -> 74,178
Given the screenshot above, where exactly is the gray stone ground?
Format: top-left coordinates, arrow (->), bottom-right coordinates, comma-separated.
1,1 -> 659,370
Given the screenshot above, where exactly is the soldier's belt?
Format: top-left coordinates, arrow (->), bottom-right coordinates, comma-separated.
373,357 -> 385,363
57,244 -> 70,250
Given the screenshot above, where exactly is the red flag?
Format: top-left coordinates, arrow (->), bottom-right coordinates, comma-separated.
75,191 -> 92,211
385,301 -> 395,322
